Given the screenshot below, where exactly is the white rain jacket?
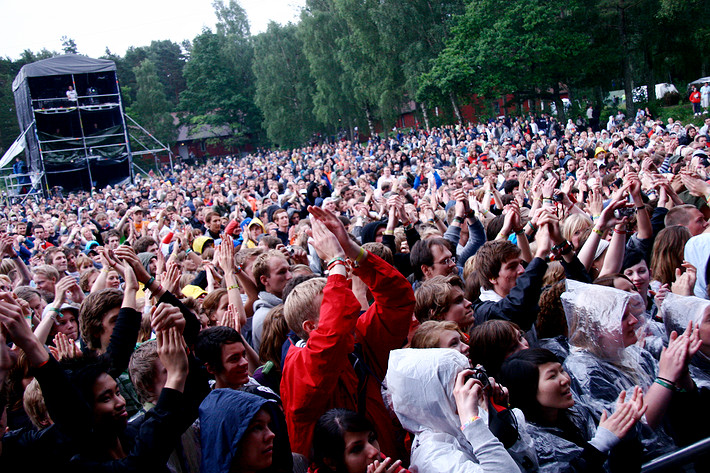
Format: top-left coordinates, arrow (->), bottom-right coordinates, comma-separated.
386,348 -> 521,473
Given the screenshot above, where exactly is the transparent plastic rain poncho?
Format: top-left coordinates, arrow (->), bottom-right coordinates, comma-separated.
385,348 -> 527,472
523,403 -> 601,473
661,292 -> 710,388
560,280 -> 675,459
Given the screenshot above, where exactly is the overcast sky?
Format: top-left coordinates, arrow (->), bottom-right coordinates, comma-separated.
1,0 -> 305,60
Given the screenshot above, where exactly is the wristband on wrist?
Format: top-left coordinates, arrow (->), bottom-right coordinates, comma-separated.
146,276 -> 156,288
353,247 -> 367,266
592,227 -> 604,237
636,205 -> 646,211
327,260 -> 348,272
654,377 -> 675,391
514,227 -> 525,235
460,416 -> 481,431
185,248 -> 192,254
227,284 -> 240,291
613,228 -> 628,235
452,216 -> 464,225
327,256 -> 348,268
383,230 -> 394,236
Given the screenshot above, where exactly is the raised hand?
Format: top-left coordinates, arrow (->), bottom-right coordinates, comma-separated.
453,369 -> 484,424
367,457 -> 402,473
671,262 -> 697,296
156,326 -> 188,392
599,387 -> 646,440
151,302 -> 186,334
115,245 -> 150,285
52,332 -> 82,361
164,261 -> 181,294
308,205 -> 352,253
310,214 -> 346,263
0,292 -> 47,366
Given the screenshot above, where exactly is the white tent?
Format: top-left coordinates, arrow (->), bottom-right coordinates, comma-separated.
690,77 -> 710,86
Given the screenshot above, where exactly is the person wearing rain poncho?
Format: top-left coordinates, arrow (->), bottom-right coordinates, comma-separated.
385,348 -> 523,473
561,280 -> 701,459
660,292 -> 710,388
500,348 -> 647,473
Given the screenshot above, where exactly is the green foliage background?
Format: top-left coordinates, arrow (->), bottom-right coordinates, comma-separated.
1,0 -> 708,153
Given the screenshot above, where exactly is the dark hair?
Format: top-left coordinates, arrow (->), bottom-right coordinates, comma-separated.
468,319 -> 524,377
536,281 -> 568,339
194,326 -> 244,372
79,288 -> 123,350
621,248 -> 646,272
68,360 -> 112,410
410,237 -> 451,281
499,348 -> 560,424
313,409 -> 376,473
475,240 -> 521,290
133,236 -> 157,254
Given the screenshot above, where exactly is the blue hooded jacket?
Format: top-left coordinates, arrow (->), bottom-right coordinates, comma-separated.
199,389 -> 270,473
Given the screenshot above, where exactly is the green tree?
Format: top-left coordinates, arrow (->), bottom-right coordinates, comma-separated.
298,0 -> 366,136
128,59 -> 175,145
179,0 -> 262,148
180,29 -> 261,148
253,22 -> 321,147
425,0 -> 603,120
378,0 -> 466,128
60,36 -> 78,54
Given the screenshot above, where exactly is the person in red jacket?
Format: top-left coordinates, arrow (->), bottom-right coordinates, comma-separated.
281,206 -> 415,459
690,86 -> 702,116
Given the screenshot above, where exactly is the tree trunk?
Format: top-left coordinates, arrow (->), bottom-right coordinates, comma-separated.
365,105 -> 376,138
645,44 -> 655,103
450,92 -> 463,124
419,102 -> 431,130
619,4 -> 635,118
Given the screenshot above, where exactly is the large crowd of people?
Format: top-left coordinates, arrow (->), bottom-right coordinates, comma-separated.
1,110 -> 710,472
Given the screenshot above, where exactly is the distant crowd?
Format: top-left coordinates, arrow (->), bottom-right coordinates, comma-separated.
1,110 -> 710,472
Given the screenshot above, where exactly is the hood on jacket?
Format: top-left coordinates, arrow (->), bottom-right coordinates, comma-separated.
248,217 -> 266,232
254,291 -> 283,312
192,236 -> 214,254
137,252 -> 157,273
386,348 -> 469,440
199,389 -> 271,473
661,292 -> 710,336
562,280 -> 644,360
361,220 -> 387,244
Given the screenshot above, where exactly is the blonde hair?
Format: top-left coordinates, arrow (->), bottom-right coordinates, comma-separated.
562,214 -> 593,250
33,264 -> 60,283
23,379 -> 50,429
410,320 -> 463,349
284,277 -> 327,340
